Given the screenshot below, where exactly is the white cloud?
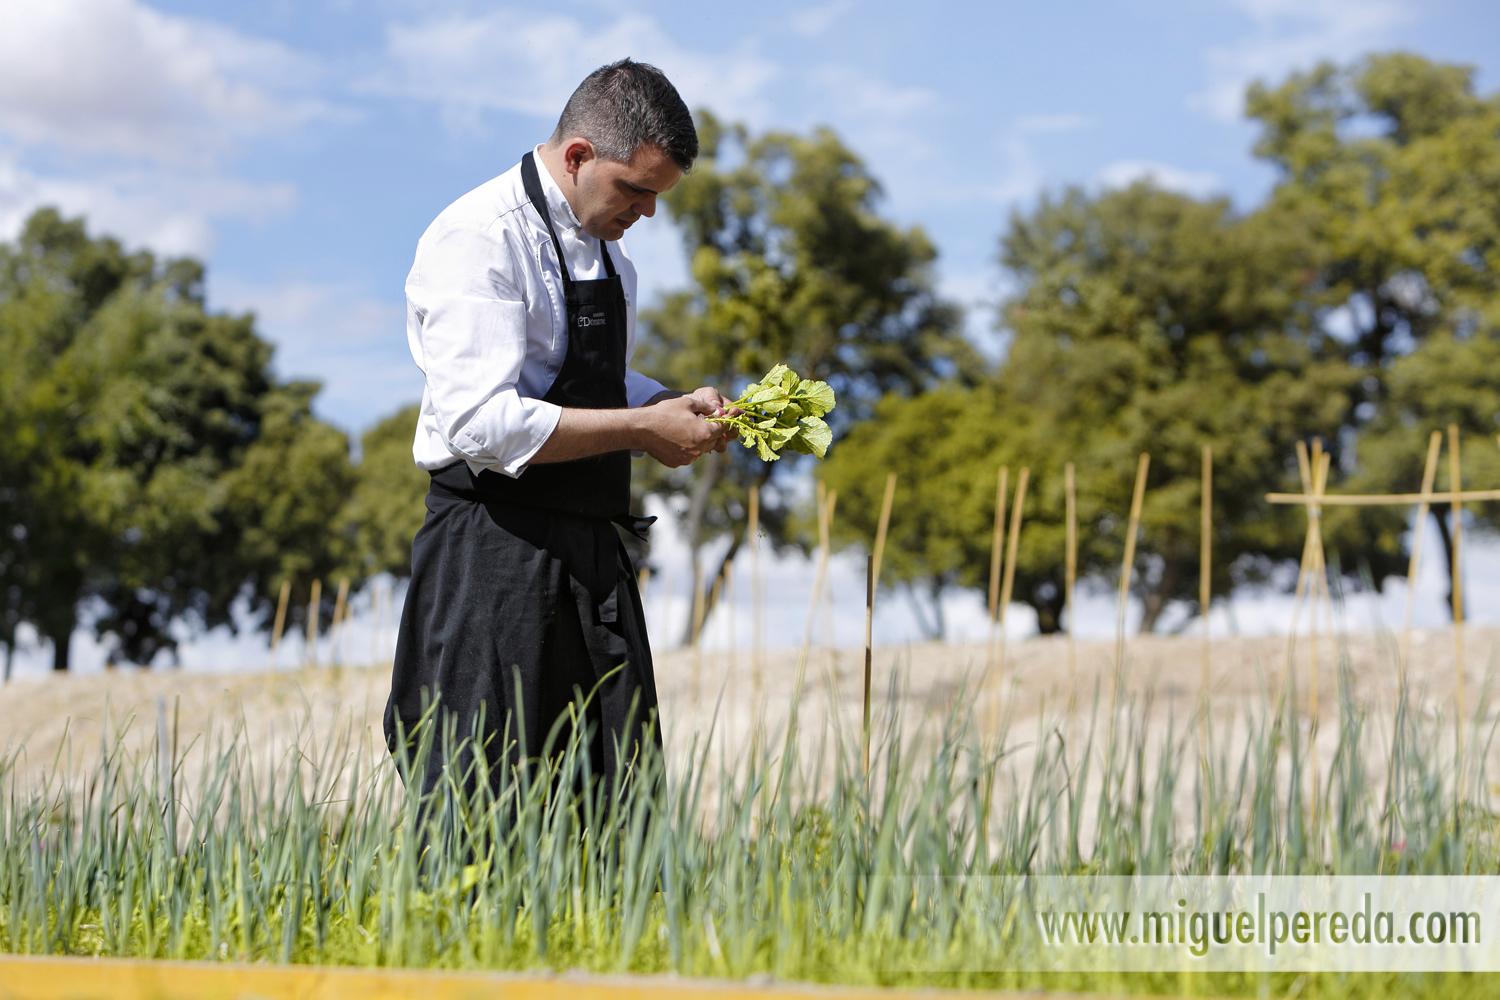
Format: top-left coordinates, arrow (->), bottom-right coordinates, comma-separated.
975,113 -> 1095,206
1095,159 -> 1222,198
0,0 -> 322,164
810,65 -> 941,122
0,0 -> 322,260
0,148 -> 295,256
1193,0 -> 1415,121
375,10 -> 778,131
789,0 -> 856,38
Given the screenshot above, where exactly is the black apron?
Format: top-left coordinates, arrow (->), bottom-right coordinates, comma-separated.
384,152 -> 659,801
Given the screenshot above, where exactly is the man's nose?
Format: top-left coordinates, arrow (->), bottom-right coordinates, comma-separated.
638,193 -> 657,218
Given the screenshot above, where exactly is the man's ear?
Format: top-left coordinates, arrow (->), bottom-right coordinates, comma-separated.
562,138 -> 595,177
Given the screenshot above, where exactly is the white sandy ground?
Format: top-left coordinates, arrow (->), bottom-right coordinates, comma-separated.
5,628 -> 1500,841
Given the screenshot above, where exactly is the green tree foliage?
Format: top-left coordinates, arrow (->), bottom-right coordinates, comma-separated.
334,404 -> 427,578
1249,53 -> 1500,611
0,208 -> 353,670
823,184 -> 1358,635
635,113 -> 978,638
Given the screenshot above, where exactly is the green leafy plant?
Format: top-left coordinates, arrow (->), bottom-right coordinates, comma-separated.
709,364 -> 836,461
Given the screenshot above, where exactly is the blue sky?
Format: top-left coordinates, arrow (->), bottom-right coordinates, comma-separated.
1,0 -> 1496,436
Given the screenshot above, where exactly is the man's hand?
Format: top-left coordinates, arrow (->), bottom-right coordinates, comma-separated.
531,386 -> 741,467
688,386 -> 741,454
636,390 -> 736,467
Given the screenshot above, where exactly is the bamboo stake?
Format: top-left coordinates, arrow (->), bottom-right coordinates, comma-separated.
331,577 -> 349,669
749,486 -> 762,704
638,566 -> 650,603
1113,454 -> 1150,716
369,580 -> 383,669
1279,441 -> 1317,702
986,467 -> 1009,675
872,472 -> 897,588
383,583 -> 395,666
1400,431 -> 1443,683
1197,444 -> 1214,837
1064,462 -> 1078,709
996,469 -> 1029,667
305,578 -> 322,670
269,579 -> 291,671
1449,423 -> 1465,793
823,490 -> 839,677
863,553 -> 874,778
797,483 -> 832,689
1307,444 -> 1329,726
723,557 -> 735,708
1200,445 -> 1213,724
1267,487 -> 1500,504
989,467 -> 1029,734
1306,440 -> 1324,724
1307,447 -> 1331,858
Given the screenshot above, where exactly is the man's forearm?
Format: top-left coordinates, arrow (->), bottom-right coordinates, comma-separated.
528,390 -> 732,470
529,407 -> 644,464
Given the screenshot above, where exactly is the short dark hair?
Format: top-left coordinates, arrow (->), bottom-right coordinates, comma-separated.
550,59 -> 698,171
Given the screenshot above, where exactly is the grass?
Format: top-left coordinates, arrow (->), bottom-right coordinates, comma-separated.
3,652 -> 1500,998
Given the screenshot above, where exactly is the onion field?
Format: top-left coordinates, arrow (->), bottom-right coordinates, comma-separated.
3,635 -> 1499,998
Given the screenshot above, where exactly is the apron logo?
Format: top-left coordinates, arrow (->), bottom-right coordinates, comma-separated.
577,313 -> 607,328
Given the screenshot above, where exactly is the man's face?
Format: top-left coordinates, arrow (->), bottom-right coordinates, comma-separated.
563,139 -> 682,242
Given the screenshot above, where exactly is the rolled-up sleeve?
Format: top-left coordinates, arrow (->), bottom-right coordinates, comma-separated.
408,221 -> 560,477
624,369 -> 669,407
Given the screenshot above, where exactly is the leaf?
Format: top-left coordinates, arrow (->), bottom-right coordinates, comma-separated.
767,423 -> 800,449
713,362 -> 837,461
793,379 -> 835,417
745,382 -> 787,406
797,415 -> 832,459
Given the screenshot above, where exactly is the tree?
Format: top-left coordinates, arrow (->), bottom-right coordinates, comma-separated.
334,404 -> 428,579
0,208 -> 354,670
1247,53 -> 1500,611
822,183 -> 1360,635
635,113 -> 979,640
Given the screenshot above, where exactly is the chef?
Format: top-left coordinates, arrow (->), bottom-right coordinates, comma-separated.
385,59 -> 734,799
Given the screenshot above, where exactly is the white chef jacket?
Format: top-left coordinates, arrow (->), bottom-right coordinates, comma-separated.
406,145 -> 668,476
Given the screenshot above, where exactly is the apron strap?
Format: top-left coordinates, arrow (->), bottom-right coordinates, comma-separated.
521,151 -> 573,287
521,151 -> 620,285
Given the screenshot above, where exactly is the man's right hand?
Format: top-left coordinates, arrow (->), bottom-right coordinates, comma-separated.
636,393 -> 732,468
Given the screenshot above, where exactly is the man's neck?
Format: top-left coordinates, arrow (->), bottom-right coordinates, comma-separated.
535,142 -> 582,221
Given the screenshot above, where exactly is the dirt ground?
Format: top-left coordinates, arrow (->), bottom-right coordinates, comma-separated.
5,626 -> 1498,797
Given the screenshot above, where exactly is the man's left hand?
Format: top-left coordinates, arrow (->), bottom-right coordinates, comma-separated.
689,386 -> 742,452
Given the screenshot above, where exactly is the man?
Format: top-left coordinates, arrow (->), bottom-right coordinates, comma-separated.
384,59 -> 733,798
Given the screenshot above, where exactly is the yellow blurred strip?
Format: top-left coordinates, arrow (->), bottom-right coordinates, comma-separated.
1267,488 -> 1500,505
0,954 -> 1079,1000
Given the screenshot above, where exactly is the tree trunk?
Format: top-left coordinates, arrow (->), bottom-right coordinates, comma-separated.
1138,554 -> 1182,635
1029,576 -> 1066,634
903,579 -> 945,641
1432,503 -> 1458,620
52,630 -> 71,672
688,464 -> 777,642
678,451 -> 724,647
